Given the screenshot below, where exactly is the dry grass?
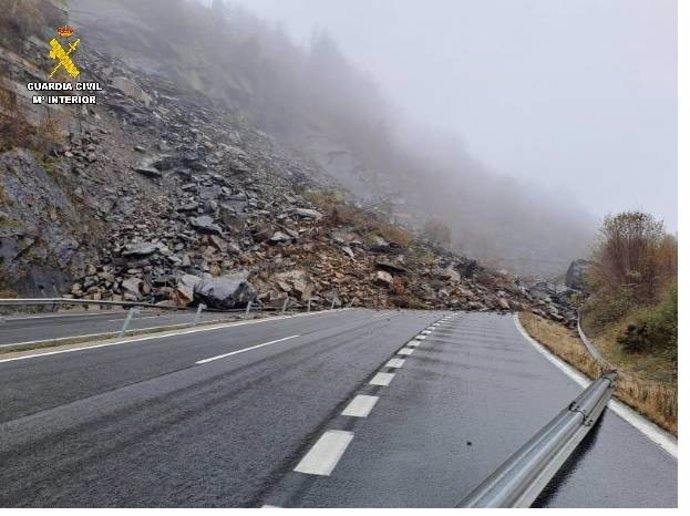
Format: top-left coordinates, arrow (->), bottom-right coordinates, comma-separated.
520,311 -> 603,380
519,311 -> 677,435
582,311 -> 677,383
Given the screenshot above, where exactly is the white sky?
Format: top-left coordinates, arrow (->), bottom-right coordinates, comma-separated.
233,0 -> 677,231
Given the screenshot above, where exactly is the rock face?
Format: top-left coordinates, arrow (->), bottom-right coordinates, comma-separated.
0,149 -> 97,295
194,276 -> 257,309
565,259 -> 589,290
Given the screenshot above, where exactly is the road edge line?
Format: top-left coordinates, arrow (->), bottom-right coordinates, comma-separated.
513,313 -> 677,459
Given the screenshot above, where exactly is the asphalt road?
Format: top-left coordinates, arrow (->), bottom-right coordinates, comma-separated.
0,309 -> 241,347
0,309 -> 677,507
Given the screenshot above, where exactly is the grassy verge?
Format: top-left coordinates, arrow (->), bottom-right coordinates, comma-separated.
582,310 -> 677,383
519,311 -> 677,435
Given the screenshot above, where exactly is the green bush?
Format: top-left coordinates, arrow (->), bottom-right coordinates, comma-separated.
645,283 -> 677,350
617,283 -> 677,356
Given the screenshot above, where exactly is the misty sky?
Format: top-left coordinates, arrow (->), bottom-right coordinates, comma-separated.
230,0 -> 677,231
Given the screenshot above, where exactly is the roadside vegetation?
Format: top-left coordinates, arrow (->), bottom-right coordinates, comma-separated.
519,311 -> 677,435
582,211 -> 677,382
520,210 -> 677,435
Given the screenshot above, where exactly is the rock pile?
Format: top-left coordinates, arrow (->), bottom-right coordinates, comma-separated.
1,41 -> 577,325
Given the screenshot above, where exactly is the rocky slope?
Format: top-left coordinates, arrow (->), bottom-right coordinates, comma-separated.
0,3 -> 577,326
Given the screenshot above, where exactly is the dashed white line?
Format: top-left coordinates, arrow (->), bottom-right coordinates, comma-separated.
397,348 -> 414,356
370,372 -> 395,386
294,430 -> 354,476
416,335 -> 427,340
195,335 -> 300,364
385,357 -> 406,369
407,340 -> 421,347
341,394 -> 379,418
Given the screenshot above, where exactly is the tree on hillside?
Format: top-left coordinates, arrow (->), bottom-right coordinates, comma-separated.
587,211 -> 676,305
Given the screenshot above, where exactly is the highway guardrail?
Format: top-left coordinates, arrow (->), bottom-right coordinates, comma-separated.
457,372 -> 617,508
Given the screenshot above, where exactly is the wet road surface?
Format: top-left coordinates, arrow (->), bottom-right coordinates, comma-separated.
0,309 -> 677,507
0,309 -> 240,348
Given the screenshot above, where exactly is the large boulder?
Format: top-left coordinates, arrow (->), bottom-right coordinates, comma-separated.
194,275 -> 257,309
565,259 -> 589,290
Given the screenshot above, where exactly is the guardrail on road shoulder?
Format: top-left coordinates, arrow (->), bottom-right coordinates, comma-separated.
576,309 -> 611,368
457,372 -> 617,508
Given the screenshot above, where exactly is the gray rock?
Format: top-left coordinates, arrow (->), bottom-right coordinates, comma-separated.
194,276 -> 257,309
121,277 -> 143,297
190,215 -> 222,235
375,270 -> 393,286
293,208 -> 323,220
133,165 -> 162,179
111,76 -> 151,107
177,201 -> 200,212
565,259 -> 589,290
175,273 -> 201,305
122,242 -> 160,257
270,231 -> 292,243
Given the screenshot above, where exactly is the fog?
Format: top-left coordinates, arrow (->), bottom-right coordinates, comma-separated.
74,0 -> 676,275
231,0 -> 678,232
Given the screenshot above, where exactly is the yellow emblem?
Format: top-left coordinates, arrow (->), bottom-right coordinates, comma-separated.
48,37 -> 80,79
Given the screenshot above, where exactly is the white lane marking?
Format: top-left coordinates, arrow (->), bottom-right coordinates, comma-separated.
341,394 -> 379,417
0,310 -> 350,364
385,358 -> 405,369
422,330 -> 432,335
407,340 -> 421,347
195,335 -> 300,365
261,505 -> 282,508
416,335 -> 427,340
512,313 -> 677,459
370,372 -> 395,386
294,430 -> 354,476
397,348 -> 414,356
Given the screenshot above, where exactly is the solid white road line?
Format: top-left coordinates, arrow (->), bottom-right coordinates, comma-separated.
513,313 -> 677,459
397,348 -> 414,356
370,372 -> 395,386
195,335 -> 300,365
385,357 -> 406,369
294,430 -> 354,476
341,394 -> 379,418
0,310 -> 347,364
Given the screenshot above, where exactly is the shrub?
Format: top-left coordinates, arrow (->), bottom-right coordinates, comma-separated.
616,283 -> 677,357
587,211 -> 676,306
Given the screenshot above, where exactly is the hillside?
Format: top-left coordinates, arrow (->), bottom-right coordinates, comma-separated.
1,0 -> 579,322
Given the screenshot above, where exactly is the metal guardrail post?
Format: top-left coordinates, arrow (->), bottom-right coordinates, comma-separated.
331,298 -> 336,310
245,300 -> 252,319
457,372 -> 617,508
281,298 -> 290,315
118,307 -> 138,337
348,298 -> 355,308
193,303 -> 206,326
307,298 -> 311,312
